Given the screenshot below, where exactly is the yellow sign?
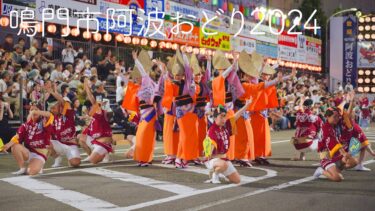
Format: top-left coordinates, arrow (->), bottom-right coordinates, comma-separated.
200,28 -> 231,51
0,138 -> 4,151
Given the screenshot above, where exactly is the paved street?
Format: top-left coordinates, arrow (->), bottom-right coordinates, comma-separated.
1,128 -> 375,211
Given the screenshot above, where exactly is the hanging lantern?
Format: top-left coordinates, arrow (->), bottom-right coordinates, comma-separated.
277,17 -> 281,25
286,19 -> 290,28
271,16 -> 277,25
159,41 -> 165,48
83,31 -> 92,39
150,40 -> 157,48
193,48 -> 199,54
165,42 -> 172,49
132,37 -> 140,45
47,24 -> 57,34
103,33 -> 112,42
239,4 -> 244,14
93,33 -> 102,42
200,48 -> 206,55
228,3 -> 234,12
141,38 -> 148,46
124,36 -> 132,44
71,28 -> 80,37
172,43 -> 179,50
116,34 -> 124,42
259,11 -> 264,20
222,0 -> 227,12
217,0 -> 222,8
0,16 -> 10,27
206,49 -> 212,56
244,7 -> 250,17
188,47 -> 194,54
61,26 -> 70,36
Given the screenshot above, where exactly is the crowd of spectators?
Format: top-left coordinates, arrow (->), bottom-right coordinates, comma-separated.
0,33 -> 374,144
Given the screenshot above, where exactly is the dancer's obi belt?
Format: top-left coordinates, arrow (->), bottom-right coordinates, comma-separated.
234,99 -> 245,108
319,150 -> 330,160
225,92 -> 233,103
195,96 -> 207,108
139,101 -> 156,123
175,95 -> 193,107
30,148 -> 49,160
290,137 -> 311,145
290,137 -> 313,151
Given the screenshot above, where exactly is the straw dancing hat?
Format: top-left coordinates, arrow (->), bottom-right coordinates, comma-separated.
238,50 -> 259,77
213,50 -> 231,70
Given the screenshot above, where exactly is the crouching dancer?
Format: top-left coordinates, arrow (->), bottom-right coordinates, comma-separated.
204,99 -> 252,184
0,104 -> 53,175
46,85 -> 81,168
313,107 -> 358,182
82,78 -> 113,164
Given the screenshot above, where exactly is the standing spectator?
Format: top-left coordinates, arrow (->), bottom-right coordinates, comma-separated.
336,81 -> 343,92
61,41 -> 77,66
310,89 -> 321,104
105,55 -> 116,81
42,47 -> 54,63
93,48 -> 110,80
0,95 -> 14,143
0,71 -> 19,118
40,40 -> 49,53
93,47 -> 105,67
118,59 -> 126,73
344,82 -> 353,92
116,81 -> 125,105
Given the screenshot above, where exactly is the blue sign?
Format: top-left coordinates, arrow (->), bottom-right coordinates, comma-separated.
97,17 -> 144,36
343,15 -> 357,87
256,41 -> 278,58
145,0 -> 165,19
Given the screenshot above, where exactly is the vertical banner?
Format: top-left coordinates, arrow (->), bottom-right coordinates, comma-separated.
342,15 -> 357,87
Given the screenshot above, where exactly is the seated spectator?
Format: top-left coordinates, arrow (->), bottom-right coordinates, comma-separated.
50,61 -> 64,82
2,34 -> 14,52
12,45 -> 23,69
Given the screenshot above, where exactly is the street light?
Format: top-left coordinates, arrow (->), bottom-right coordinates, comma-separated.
325,7 -> 358,91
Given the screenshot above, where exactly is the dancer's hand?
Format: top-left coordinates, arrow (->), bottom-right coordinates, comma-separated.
277,72 -> 283,82
245,97 -> 253,107
291,68 -> 297,78
132,50 -> 138,60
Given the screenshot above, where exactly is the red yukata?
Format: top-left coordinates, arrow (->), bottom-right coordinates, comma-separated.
52,104 -> 77,145
318,121 -> 343,170
87,111 -> 113,153
17,116 -> 54,161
